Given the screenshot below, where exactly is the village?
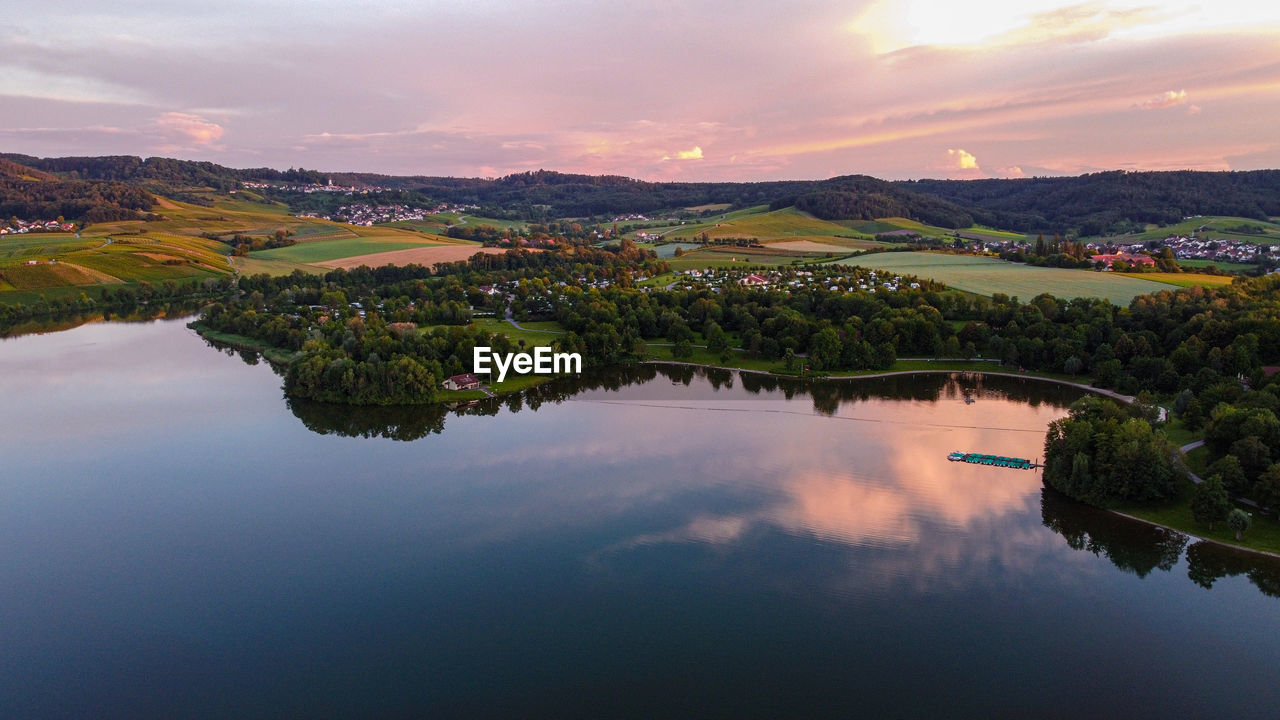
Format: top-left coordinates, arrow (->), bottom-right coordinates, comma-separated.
980,233 -> 1275,267
1,218 -> 77,235
296,201 -> 479,225
241,179 -> 395,195
1099,234 -> 1277,265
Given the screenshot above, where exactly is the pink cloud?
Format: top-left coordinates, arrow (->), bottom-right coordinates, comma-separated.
1137,89 -> 1188,110
150,112 -> 224,146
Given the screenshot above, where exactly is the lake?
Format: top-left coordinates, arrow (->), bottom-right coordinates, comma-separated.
2,317 -> 1278,719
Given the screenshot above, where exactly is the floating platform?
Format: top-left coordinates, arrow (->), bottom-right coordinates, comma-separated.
947,452 -> 1039,469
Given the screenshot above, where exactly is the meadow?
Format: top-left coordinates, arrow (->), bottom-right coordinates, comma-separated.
252,236 -> 446,264
666,206 -> 872,243
841,252 -> 1175,304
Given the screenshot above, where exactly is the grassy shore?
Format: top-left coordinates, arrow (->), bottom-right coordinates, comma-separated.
1121,480 -> 1280,556
189,324 -> 300,365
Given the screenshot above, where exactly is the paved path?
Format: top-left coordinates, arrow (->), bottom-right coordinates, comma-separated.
503,305 -> 564,334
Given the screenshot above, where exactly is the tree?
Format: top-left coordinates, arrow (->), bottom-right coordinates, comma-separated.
1227,508 -> 1253,541
784,347 -> 796,372
809,327 -> 842,370
1207,454 -> 1248,495
1191,475 -> 1231,530
705,321 -> 729,356
1254,463 -> 1280,514
1063,355 -> 1083,376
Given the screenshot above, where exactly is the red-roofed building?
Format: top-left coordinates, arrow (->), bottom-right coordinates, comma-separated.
442,373 -> 481,391
740,274 -> 770,286
1092,252 -> 1155,269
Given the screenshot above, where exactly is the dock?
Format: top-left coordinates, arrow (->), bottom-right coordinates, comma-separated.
947,452 -> 1040,470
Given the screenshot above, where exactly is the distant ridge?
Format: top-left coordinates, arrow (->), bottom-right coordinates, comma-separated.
5,153 -> 1279,235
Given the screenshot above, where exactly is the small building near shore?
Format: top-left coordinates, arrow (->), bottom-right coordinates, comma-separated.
442,373 -> 481,391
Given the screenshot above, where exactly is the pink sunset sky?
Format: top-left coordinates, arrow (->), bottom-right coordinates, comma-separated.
2,0 -> 1278,181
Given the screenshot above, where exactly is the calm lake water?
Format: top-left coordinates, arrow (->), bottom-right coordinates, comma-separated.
2,317 -> 1278,719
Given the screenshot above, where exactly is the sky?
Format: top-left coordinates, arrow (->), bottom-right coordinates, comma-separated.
2,0 -> 1278,181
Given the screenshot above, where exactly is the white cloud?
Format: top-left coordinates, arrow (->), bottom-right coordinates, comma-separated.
946,147 -> 980,169
662,146 -> 704,161
1138,89 -> 1188,110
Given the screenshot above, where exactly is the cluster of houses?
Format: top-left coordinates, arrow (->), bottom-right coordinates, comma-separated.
1085,251 -> 1156,269
1097,236 -> 1275,265
2,219 -> 76,235
296,201 -> 479,225
655,268 -> 921,294
241,179 -> 394,195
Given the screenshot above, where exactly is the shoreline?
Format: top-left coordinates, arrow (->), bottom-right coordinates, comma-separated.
647,359 -> 1280,562
641,360 -> 1135,403
183,333 -> 1277,561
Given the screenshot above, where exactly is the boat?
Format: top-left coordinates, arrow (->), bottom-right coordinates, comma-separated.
947,452 -> 1037,469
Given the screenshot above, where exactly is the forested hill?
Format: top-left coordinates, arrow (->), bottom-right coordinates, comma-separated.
5,153 -> 1280,234
1,154 -> 323,192
900,170 -> 1280,235
0,157 -> 155,223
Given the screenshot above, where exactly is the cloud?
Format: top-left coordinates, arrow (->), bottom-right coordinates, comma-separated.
946,147 -> 980,169
1138,89 -> 1188,110
1186,104 -> 1201,115
662,145 -> 704,161
151,112 -> 224,146
1000,165 -> 1026,177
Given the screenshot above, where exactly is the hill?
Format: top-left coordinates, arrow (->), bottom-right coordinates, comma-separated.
900,170 -> 1280,236
0,157 -> 154,223
8,153 -> 1280,239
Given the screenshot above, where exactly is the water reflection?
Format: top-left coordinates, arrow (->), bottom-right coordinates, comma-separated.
0,302 -> 204,338
4,319 -> 1280,718
1041,488 -> 1188,577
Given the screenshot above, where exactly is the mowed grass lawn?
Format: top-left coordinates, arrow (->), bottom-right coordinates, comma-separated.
844,252 -> 1175,303
252,236 -> 445,264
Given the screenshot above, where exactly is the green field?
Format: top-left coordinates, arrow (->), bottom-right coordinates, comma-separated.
252,236 -> 445,264
1178,259 -> 1259,273
843,252 -> 1175,303
1093,215 -> 1280,245
467,318 -> 565,348
0,233 -> 97,260
666,207 -> 868,243
1140,272 -> 1237,288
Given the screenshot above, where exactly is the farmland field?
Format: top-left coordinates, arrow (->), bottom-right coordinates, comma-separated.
0,233 -> 96,260
252,236 -> 447,264
1140,272 -> 1237,288
1178,259 -> 1259,272
316,245 -> 509,269
666,207 -> 866,243
843,252 -> 1174,303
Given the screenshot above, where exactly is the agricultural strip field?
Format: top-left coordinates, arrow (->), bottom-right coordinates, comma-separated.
769,240 -> 864,253
316,245 -> 511,269
1178,259 -> 1259,272
252,236 -> 447,264
231,256 -> 325,277
1138,272 -> 1237,288
0,233 -> 97,260
842,252 -> 1176,303
666,207 -> 867,242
